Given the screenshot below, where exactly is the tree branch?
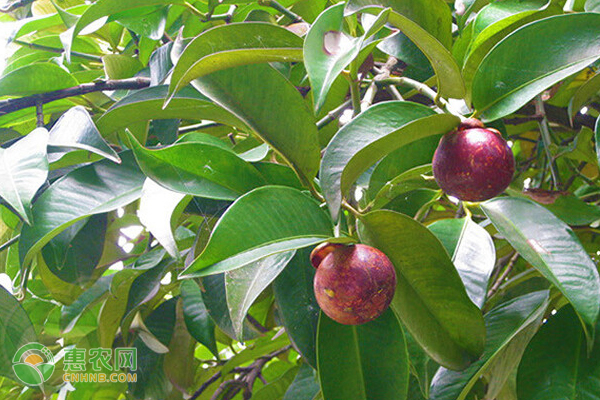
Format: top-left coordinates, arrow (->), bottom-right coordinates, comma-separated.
12,39 -> 103,62
257,0 -> 303,22
0,77 -> 151,116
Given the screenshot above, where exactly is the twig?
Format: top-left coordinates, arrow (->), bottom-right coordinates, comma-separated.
316,99 -> 352,129
487,252 -> 519,299
349,70 -> 362,117
12,39 -> 103,62
360,82 -> 378,112
246,314 -> 269,334
189,370 -> 223,400
0,77 -> 151,116
535,96 -> 561,189
0,235 -> 19,253
35,101 -> 43,127
0,0 -> 35,13
257,0 -> 303,22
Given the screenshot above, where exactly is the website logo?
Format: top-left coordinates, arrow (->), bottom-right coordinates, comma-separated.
12,343 -> 55,386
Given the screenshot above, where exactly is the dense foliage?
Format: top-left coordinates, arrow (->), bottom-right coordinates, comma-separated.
0,0 -> 599,399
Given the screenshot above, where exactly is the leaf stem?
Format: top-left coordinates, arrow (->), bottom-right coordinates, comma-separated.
257,0 -> 304,22
0,234 -> 19,254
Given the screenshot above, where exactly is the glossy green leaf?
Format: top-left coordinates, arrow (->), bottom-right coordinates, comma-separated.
304,3 -> 389,112
359,210 -> 485,370
370,164 -> 437,210
541,193 -> 600,226
42,214 -> 107,284
317,309 -> 409,400
273,248 -> 320,367
102,54 -> 143,80
430,291 -> 549,400
428,217 -> 496,308
284,363 -> 320,400
345,6 -> 465,99
0,128 -> 48,225
321,101 -> 459,220
518,305 -> 600,400
221,333 -> 290,377
138,179 -> 189,259
481,197 -> 600,342
180,280 -> 218,357
462,0 -> 559,98
19,152 -> 145,268
60,275 -> 112,334
569,72 -> 600,122
226,251 -> 294,339
0,63 -> 78,97
191,64 -> 321,184
347,0 -> 452,48
48,106 -> 120,163
168,22 -> 304,101
472,13 -> 600,121
253,366 -> 300,400
200,273 -> 259,341
127,131 -> 266,200
96,85 -> 246,136
181,186 -> 332,278
0,287 -> 37,382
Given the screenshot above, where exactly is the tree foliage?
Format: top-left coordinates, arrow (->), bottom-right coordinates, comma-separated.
0,0 -> 599,399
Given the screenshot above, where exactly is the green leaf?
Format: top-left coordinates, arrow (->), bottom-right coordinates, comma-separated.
180,280 -> 218,357
345,6 -> 465,99
358,210 -> 485,370
181,186 -> 332,278
191,63 -> 321,184
138,179 -> 189,259
481,197 -> 600,343
541,193 -> 600,226
461,0 -> 559,98
221,332 -> 290,377
60,275 -> 112,334
0,63 -> 78,96
304,3 -> 389,112
321,101 -> 458,220
317,309 -> 409,400
369,164 -> 438,210
347,0 -> 453,48
96,85 -> 246,136
168,22 -> 304,102
569,72 -> 600,123
226,251 -> 294,339
518,304 -> 600,400
253,366 -> 300,400
0,287 -> 37,382
127,131 -> 266,200
102,54 -> 143,80
0,128 -> 48,225
284,363 -> 320,400
273,248 -> 320,367
19,152 -> 145,269
428,217 -> 496,308
472,13 -> 600,121
430,291 -> 549,400
48,106 -> 120,163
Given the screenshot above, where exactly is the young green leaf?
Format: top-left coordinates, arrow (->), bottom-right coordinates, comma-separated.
0,63 -> 78,96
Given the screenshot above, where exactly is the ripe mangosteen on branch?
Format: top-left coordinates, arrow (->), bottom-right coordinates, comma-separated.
432,118 -> 515,202
311,243 -> 396,325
